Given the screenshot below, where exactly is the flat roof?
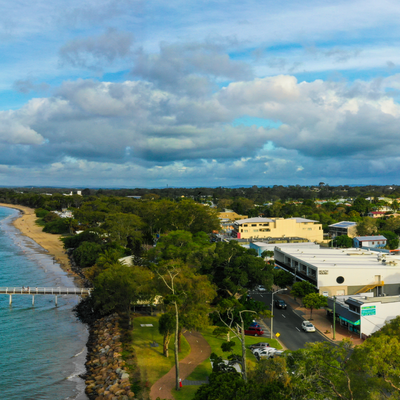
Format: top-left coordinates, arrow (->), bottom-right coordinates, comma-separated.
275,247 -> 400,270
329,221 -> 357,228
234,217 -> 274,224
355,236 -> 387,241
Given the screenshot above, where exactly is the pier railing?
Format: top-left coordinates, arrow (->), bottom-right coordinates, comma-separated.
0,287 -> 91,306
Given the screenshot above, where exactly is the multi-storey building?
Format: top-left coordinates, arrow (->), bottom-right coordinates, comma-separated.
232,217 -> 323,242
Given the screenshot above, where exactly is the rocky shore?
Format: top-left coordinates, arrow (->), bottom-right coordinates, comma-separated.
82,313 -> 135,400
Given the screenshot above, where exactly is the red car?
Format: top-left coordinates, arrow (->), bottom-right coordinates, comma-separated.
244,327 -> 264,336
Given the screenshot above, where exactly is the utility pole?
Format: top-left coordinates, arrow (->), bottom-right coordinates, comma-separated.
333,296 -> 336,340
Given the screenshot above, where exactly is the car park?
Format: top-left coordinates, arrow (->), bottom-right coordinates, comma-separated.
302,321 -> 316,332
244,327 -> 264,336
274,299 -> 287,309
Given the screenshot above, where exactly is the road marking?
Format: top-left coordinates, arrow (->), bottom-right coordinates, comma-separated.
295,327 -> 300,332
281,314 -> 286,318
260,295 -> 263,297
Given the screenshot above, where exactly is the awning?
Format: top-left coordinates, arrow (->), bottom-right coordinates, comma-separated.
339,315 -> 360,326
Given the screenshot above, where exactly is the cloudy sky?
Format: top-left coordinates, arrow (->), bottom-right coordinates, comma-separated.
1,0 -> 400,188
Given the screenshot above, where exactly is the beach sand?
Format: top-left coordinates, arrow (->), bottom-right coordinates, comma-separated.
0,203 -> 72,272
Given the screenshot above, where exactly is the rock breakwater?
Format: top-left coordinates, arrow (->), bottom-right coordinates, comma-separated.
83,314 -> 135,400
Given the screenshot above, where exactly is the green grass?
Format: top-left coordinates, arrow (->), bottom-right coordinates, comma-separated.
186,326 -> 282,381
173,385 -> 201,400
131,315 -> 191,385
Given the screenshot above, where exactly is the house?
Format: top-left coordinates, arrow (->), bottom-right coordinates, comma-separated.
353,235 -> 387,249
274,246 -> 400,297
368,211 -> 388,218
328,221 -> 357,238
233,217 -> 323,242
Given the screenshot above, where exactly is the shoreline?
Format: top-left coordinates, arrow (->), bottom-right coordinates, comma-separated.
0,203 -> 84,287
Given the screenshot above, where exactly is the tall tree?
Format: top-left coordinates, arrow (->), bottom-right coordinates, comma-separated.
302,293 -> 328,320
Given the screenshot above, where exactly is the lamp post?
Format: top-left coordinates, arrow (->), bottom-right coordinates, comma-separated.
333,296 -> 336,340
271,288 -> 287,339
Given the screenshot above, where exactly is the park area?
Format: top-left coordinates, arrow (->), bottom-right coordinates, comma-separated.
127,315 -> 282,400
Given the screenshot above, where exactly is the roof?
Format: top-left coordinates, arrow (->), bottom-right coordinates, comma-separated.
354,236 -> 387,241
369,211 -> 386,214
274,246 -> 400,270
286,217 -> 318,223
329,221 -> 357,228
234,217 -> 274,224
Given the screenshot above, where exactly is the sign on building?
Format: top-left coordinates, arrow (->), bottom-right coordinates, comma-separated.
361,305 -> 376,316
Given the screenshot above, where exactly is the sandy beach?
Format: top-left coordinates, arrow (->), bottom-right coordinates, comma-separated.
0,203 -> 71,271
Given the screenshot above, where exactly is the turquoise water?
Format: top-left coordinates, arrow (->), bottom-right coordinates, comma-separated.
0,207 -> 88,400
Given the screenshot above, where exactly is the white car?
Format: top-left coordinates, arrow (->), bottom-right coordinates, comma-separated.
257,348 -> 284,360
302,321 -> 316,332
257,285 -> 267,292
253,347 -> 276,355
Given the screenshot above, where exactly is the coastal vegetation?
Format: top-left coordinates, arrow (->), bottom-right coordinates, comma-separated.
2,186 -> 400,399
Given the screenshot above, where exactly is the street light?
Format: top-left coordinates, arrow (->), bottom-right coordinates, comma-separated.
271,288 -> 287,339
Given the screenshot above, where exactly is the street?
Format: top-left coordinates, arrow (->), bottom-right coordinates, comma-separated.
250,291 -> 328,350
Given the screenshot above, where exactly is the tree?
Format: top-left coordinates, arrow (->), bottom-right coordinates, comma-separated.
302,293 -> 328,320
273,269 -> 294,288
332,235 -> 353,248
194,371 -> 247,400
154,262 -> 216,391
158,312 -> 176,358
288,340 -> 363,400
201,241 -> 273,297
291,281 -> 315,298
379,230 -> 399,250
356,217 -> 378,236
73,241 -> 103,269
353,333 -> 400,398
93,263 -> 153,326
101,213 -> 144,247
213,297 -> 270,382
352,197 -> 370,215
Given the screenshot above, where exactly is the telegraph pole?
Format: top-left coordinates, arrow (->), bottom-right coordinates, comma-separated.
333,296 -> 336,340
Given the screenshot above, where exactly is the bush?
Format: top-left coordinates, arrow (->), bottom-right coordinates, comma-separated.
35,208 -> 49,218
43,218 -> 70,234
62,230 -> 103,250
73,241 -> 103,269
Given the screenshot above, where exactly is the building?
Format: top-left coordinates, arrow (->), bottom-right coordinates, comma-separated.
327,294 -> 400,338
368,211 -> 387,218
218,209 -> 248,221
353,235 -> 387,249
250,241 -> 320,257
274,246 -> 400,297
328,221 -> 358,238
233,217 -> 323,242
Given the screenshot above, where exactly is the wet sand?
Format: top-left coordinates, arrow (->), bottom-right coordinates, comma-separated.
0,203 -> 74,275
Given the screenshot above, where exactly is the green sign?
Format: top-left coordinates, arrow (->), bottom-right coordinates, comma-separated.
361,305 -> 376,316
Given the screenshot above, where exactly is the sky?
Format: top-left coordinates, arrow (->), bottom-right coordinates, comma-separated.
2,0 -> 400,188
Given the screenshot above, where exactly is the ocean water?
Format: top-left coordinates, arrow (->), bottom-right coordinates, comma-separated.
0,207 -> 88,400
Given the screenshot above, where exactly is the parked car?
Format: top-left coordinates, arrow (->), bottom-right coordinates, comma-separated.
256,348 -> 284,360
302,321 -> 316,332
249,342 -> 270,351
244,327 -> 264,336
274,299 -> 287,309
253,347 -> 276,356
257,285 -> 267,292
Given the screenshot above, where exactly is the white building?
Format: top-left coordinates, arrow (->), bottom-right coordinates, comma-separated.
274,246 -> 400,297
326,293 -> 400,338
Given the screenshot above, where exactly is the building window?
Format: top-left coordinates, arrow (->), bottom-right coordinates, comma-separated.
251,224 -> 256,226
253,229 -> 259,232
244,230 -> 248,233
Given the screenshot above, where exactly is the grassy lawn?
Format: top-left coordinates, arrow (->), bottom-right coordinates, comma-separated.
130,315 -> 191,385
173,386 -> 200,400
186,326 -> 282,381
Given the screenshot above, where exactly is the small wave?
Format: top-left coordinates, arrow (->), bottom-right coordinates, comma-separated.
72,347 -> 86,358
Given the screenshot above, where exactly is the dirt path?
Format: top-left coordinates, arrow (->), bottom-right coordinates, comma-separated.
150,331 -> 211,400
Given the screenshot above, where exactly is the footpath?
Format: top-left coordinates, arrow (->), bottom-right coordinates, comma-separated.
149,331 -> 211,400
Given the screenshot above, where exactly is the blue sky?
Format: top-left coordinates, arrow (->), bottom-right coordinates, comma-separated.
1,0 -> 400,188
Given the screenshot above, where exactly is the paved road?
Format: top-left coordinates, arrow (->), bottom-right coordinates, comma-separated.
250,291 -> 328,350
